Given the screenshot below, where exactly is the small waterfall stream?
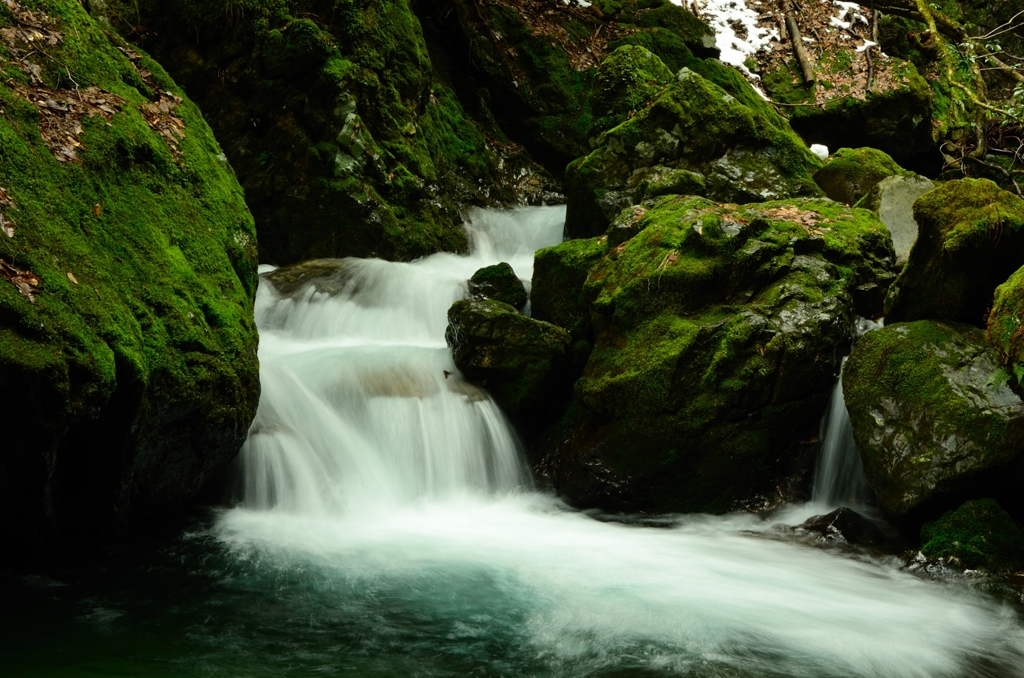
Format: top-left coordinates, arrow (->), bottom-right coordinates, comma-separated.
207,207 -> 1024,677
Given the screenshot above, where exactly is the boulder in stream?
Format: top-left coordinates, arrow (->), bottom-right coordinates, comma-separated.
797,508 -> 904,553
844,321 -> 1024,522
919,498 -> 1024,573
468,262 -> 527,310
533,195 -> 896,513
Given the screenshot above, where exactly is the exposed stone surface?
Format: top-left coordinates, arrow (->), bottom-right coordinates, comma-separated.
858,174 -> 934,267
844,321 -> 1024,521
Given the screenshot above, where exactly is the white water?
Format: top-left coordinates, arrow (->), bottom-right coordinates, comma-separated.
219,206 -> 1024,677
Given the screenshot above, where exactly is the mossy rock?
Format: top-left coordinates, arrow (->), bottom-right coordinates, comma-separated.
920,499 -> 1024,572
0,0 -> 259,540
535,195 -> 896,513
813,147 -> 909,206
590,44 -> 673,137
531,236 -> 607,341
885,179 -> 1024,326
564,63 -> 822,239
468,262 -> 527,309
844,321 -> 1024,521
446,298 -> 571,416
98,0 -> 558,265
764,56 -> 933,165
989,264 -> 1024,385
262,258 -> 355,299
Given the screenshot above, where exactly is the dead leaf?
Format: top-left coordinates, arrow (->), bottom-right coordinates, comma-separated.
1,258 -> 40,303
0,212 -> 13,238
67,271 -> 78,284
93,203 -> 101,218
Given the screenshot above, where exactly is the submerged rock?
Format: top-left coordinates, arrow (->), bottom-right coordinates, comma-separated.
468,262 -> 527,310
797,508 -> 904,553
884,179 -> 1024,326
564,56 -> 822,239
0,0 -> 259,540
812,147 -> 909,206
857,174 -> 935,267
446,299 -> 571,417
534,195 -> 896,513
920,499 -> 1024,572
263,259 -> 355,299
844,321 -> 1024,521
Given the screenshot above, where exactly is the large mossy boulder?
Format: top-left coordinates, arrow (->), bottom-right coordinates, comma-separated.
920,498 -> 1024,573
535,195 -> 895,513
446,299 -> 571,418
812,147 -> 908,206
885,179 -> 1024,326
0,0 -> 259,540
97,0 -> 558,265
844,321 -> 1024,522
564,58 -> 822,239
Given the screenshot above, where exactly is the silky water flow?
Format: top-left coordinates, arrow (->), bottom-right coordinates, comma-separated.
214,206 -> 1024,677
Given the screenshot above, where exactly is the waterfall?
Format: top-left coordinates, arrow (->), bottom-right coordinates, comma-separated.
230,206 -> 564,514
811,318 -> 882,509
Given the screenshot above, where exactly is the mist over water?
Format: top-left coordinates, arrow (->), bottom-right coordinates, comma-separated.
217,206 -> 1024,677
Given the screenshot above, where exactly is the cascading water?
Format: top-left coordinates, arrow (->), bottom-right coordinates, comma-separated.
207,207 -> 1024,677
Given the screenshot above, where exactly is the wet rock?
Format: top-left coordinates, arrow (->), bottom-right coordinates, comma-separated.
812,147 -> 908,206
446,299 -> 571,416
534,195 -> 896,513
884,179 -> 1024,326
564,58 -> 822,239
798,508 -> 904,552
263,259 -> 355,299
920,499 -> 1024,573
844,321 -> 1024,521
857,174 -> 935,267
468,262 -> 527,310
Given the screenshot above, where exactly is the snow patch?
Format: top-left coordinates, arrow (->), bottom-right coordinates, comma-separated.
810,144 -> 830,160
679,0 -> 777,78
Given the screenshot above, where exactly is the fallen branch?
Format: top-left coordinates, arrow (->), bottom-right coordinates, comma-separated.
785,10 -> 815,85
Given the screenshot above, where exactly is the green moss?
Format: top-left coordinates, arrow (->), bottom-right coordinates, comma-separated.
813,147 -> 910,205
468,262 -> 527,309
590,45 -> 673,136
0,0 -> 259,538
885,179 -> 1024,325
844,321 -> 1024,518
921,499 -> 1024,571
531,236 -> 608,341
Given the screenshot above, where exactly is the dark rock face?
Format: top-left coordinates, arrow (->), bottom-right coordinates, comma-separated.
96,0 -> 559,265
797,508 -> 904,553
812,147 -> 908,206
919,498 -> 1024,572
533,195 -> 896,513
564,55 -> 822,239
884,179 -> 1024,326
468,263 -> 527,309
844,321 -> 1024,521
446,299 -> 571,418
0,0 -> 260,541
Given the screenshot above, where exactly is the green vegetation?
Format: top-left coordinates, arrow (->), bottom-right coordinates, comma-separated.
921,499 -> 1024,571
0,0 -> 259,538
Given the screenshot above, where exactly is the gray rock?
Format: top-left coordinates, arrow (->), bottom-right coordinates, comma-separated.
860,175 -> 934,267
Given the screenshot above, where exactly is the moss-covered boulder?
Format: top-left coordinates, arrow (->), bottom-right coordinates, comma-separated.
532,237 -> 608,342
844,321 -> 1024,521
468,262 -> 527,310
438,0 -> 717,173
0,0 -> 259,540
920,499 -> 1024,572
812,147 -> 909,206
884,179 -> 1024,326
564,61 -> 822,239
97,0 -> 559,265
590,44 -> 674,137
446,299 -> 571,417
989,264 -> 1024,386
857,174 -> 935,267
534,195 -> 895,513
